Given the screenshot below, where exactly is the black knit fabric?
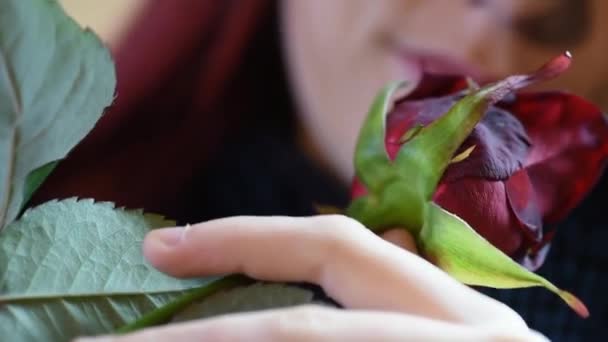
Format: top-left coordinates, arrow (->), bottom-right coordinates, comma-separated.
185,135 -> 350,223
479,171 -> 608,342
189,133 -> 607,342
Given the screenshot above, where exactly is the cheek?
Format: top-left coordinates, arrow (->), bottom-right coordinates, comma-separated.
281,0 -> 417,182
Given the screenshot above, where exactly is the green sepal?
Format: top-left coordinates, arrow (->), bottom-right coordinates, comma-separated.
419,202 -> 589,318
393,90 -> 490,201
347,180 -> 425,234
353,81 -> 406,193
450,145 -> 476,164
399,124 -> 424,144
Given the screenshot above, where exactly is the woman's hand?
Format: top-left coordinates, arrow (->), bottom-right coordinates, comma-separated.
76,215 -> 547,341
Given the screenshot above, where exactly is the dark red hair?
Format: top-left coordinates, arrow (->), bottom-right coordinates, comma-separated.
33,0 -> 292,219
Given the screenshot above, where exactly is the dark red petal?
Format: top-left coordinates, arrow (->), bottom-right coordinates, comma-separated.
442,107 -> 531,182
504,169 -> 543,242
351,177 -> 368,199
500,92 -> 608,222
433,179 -> 524,256
518,234 -> 553,271
386,96 -> 531,183
404,74 -> 467,100
385,96 -> 457,159
527,148 -> 607,223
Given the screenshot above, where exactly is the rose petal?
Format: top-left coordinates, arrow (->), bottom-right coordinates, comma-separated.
518,238 -> 552,271
386,98 -> 531,184
504,169 -> 543,242
442,107 -> 531,182
501,92 -> 608,222
351,177 -> 368,199
385,96 -> 457,157
527,148 -> 607,223
433,179 -> 523,256
404,74 -> 466,100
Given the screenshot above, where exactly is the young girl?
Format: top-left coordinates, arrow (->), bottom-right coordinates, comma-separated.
53,1 -> 607,340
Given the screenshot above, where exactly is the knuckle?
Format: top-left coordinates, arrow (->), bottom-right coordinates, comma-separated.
268,305 -> 335,340
312,214 -> 367,241
303,215 -> 372,282
307,214 -> 368,265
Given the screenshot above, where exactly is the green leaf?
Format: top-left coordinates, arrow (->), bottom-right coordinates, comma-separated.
171,283 -> 315,322
0,0 -> 116,229
419,202 -> 589,318
0,198 -> 212,342
21,160 -> 58,209
353,81 -> 405,193
117,275 -> 253,333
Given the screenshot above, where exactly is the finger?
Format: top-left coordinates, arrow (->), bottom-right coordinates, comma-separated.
75,305 -> 548,342
143,215 -> 526,329
380,229 -> 418,253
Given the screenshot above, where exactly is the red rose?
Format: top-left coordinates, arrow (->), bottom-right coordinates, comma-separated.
352,75 -> 608,270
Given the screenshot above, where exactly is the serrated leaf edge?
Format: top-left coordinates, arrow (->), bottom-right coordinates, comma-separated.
18,197 -> 175,225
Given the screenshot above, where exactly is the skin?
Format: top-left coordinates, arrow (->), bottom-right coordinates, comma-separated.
283,0 -> 608,181
65,0 -> 608,340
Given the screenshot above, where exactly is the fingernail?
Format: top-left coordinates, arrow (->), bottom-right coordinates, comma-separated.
150,227 -> 184,246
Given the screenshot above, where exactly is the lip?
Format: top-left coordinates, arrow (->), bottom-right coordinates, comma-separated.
418,53 -> 487,82
393,46 -> 498,98
397,48 -> 497,99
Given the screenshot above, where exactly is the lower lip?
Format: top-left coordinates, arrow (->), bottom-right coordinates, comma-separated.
396,49 -> 489,83
394,55 -> 424,91
421,55 -> 488,83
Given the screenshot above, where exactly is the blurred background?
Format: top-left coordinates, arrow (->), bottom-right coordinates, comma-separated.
59,0 -> 145,45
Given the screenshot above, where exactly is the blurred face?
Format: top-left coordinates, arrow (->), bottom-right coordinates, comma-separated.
281,0 -> 608,181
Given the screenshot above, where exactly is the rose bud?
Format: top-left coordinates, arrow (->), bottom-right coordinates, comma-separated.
346,53 -> 608,317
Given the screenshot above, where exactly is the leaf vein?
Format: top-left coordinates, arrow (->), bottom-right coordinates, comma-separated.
0,289 -> 192,303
